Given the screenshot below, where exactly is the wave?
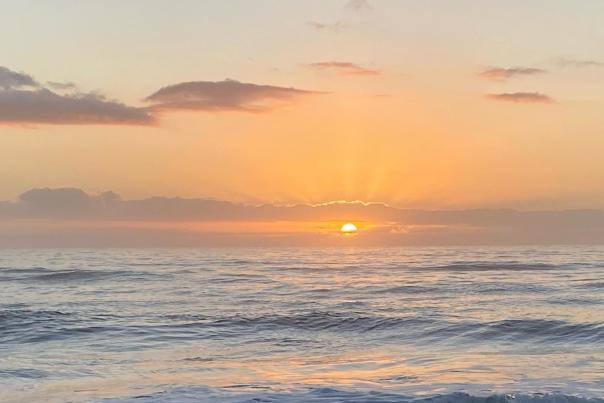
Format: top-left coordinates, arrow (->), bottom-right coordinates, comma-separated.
371,285 -> 440,294
371,283 -> 551,295
205,311 -> 432,333
425,319 -> 604,344
150,312 -> 604,346
3,309 -> 601,346
29,270 -> 120,282
0,266 -> 168,282
0,368 -> 49,379
0,309 -> 121,345
420,262 -> 564,272
102,387 -> 604,403
214,313 -> 603,343
578,282 -> 604,289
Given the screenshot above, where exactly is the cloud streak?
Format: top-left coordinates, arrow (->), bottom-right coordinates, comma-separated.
553,58 -> 604,68
306,62 -> 380,76
345,0 -> 372,11
0,66 -> 153,125
486,92 -> 553,104
145,79 -> 321,113
306,21 -> 345,33
478,66 -> 546,82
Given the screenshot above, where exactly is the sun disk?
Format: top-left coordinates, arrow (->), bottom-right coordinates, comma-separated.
340,223 -> 358,234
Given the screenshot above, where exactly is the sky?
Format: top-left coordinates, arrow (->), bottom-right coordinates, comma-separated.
2,0 -> 604,246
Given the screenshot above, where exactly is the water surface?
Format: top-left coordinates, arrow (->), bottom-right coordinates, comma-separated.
0,247 -> 602,402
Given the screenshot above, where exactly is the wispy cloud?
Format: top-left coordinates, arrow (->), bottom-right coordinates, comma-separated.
478,66 -> 546,82
306,21 -> 345,33
0,66 -> 153,126
345,0 -> 372,11
306,62 -> 380,76
145,79 -> 322,113
553,58 -> 604,68
486,92 -> 554,104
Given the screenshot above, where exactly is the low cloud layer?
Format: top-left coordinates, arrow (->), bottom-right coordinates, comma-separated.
2,187 -> 604,246
478,67 -> 546,81
486,92 -> 553,104
306,62 -> 380,76
145,79 -> 321,113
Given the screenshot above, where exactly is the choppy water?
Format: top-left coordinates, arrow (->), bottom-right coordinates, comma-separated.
0,247 -> 603,402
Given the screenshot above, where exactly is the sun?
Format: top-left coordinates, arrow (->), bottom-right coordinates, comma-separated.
340,223 -> 358,234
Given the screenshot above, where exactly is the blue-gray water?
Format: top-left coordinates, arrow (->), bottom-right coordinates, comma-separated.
0,247 -> 602,402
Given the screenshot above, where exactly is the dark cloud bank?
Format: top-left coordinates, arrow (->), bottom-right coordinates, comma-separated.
2,188 -> 604,247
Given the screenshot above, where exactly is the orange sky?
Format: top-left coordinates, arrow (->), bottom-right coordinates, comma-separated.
2,0 -> 604,214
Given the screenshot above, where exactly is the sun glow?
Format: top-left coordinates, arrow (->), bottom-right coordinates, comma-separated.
340,223 -> 358,234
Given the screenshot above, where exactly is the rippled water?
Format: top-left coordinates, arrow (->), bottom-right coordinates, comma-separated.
0,247 -> 603,402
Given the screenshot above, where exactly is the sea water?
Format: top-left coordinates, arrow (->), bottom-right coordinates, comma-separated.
0,247 -> 602,402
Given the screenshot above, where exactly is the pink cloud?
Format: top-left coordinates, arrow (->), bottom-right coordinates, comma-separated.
486,92 -> 554,104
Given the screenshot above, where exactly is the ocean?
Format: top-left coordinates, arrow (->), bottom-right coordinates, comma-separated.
0,247 -> 602,402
